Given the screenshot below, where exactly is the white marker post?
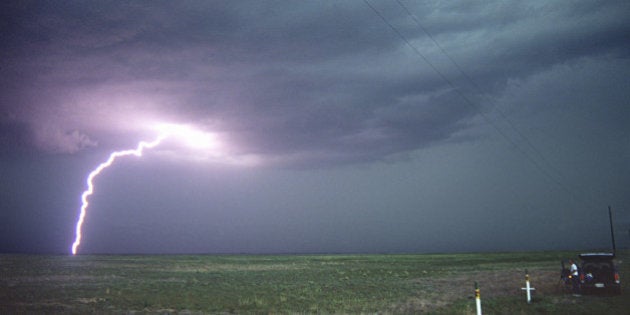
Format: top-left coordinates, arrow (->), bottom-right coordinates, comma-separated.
475,282 -> 482,315
521,269 -> 536,304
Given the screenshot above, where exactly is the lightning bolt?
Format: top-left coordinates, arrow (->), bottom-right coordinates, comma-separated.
71,124 -> 219,255
71,133 -> 168,255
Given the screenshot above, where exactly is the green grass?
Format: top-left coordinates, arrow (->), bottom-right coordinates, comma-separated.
1,250 -> 628,313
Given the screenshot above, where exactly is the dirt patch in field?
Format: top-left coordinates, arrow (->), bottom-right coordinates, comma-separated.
393,268 -> 562,313
76,297 -> 106,304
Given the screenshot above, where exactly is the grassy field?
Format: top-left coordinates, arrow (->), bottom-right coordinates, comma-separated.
1,250 -> 628,314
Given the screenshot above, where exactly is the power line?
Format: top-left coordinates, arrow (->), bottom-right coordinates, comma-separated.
363,0 -> 591,207
393,0 -> 609,209
394,0 -> 566,183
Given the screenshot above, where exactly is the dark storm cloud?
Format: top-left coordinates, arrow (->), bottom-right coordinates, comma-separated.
0,119 -> 32,154
1,0 -> 629,166
1,1 -> 629,255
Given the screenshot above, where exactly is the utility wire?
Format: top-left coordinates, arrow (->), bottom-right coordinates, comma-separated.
363,0 -> 590,208
393,0 -> 608,210
395,0 -> 566,183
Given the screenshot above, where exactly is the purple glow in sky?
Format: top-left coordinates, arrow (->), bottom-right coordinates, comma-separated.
1,1 -> 629,254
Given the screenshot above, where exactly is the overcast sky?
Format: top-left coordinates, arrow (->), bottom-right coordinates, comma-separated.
1,1 -> 629,254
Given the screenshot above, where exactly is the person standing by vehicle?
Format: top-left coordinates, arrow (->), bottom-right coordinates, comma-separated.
569,259 -> 580,296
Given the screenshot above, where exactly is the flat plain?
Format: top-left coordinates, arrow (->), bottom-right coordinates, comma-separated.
1,250 -> 628,314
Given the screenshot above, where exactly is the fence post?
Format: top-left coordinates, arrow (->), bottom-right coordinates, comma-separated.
475,281 -> 482,315
521,269 -> 536,303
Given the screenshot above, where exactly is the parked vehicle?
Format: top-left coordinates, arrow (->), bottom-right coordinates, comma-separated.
578,252 -> 621,294
561,206 -> 622,295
